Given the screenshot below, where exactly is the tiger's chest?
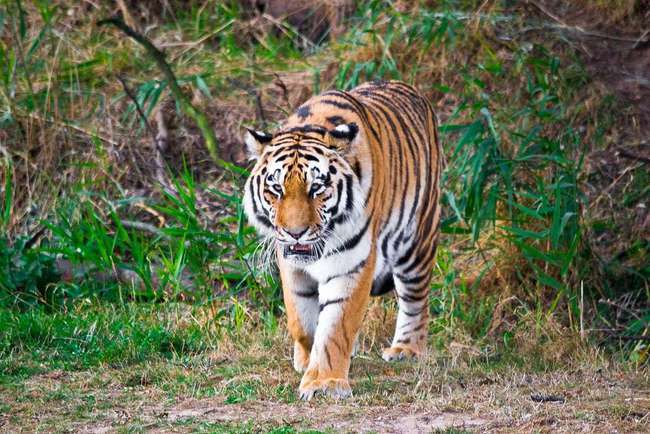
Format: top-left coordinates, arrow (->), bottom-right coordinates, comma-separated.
301,196 -> 418,289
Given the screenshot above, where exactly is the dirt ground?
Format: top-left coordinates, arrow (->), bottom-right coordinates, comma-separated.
3,349 -> 648,433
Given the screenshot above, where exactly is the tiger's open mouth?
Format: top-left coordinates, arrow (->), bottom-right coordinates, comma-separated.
283,241 -> 324,259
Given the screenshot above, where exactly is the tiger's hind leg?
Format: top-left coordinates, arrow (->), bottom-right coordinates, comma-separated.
382,272 -> 431,361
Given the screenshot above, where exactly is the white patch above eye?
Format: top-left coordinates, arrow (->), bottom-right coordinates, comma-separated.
335,124 -> 350,134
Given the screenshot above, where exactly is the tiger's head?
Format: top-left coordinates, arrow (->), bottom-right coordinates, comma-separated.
242,123 -> 364,266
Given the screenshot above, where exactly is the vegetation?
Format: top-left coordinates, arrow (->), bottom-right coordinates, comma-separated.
0,0 -> 648,431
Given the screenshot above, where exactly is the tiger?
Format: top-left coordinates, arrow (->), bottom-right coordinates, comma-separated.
242,80 -> 443,400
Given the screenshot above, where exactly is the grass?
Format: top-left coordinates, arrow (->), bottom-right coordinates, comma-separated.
0,0 -> 649,431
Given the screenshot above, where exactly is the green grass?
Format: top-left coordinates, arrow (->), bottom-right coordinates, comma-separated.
0,303 -> 213,377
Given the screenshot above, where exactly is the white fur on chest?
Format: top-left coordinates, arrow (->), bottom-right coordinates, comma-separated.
304,221 -> 372,284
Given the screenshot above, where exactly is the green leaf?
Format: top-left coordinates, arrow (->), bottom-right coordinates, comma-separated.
194,75 -> 212,98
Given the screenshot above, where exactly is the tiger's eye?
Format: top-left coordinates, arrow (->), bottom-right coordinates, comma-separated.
310,183 -> 324,197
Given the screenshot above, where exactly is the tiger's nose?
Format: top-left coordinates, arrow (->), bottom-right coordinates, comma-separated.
284,227 -> 308,240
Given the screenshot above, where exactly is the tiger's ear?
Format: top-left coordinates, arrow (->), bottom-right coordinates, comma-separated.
328,122 -> 359,153
244,128 -> 273,160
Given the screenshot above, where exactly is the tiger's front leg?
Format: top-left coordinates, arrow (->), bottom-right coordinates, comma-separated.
278,262 -> 320,373
298,260 -> 374,401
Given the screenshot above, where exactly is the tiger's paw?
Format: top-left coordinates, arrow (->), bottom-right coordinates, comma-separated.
298,378 -> 352,401
382,344 -> 422,362
293,342 -> 310,373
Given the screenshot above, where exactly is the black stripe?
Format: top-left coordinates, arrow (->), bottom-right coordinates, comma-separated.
249,179 -> 258,214
381,230 -> 393,257
303,153 -> 319,162
326,115 -> 345,125
296,105 -> 311,119
343,174 -> 354,211
323,259 -> 367,284
284,124 -> 327,135
403,306 -> 425,317
319,98 -> 356,112
294,288 -> 318,297
324,218 -> 370,258
352,160 -> 362,182
400,282 -> 429,294
395,240 -> 417,267
397,292 -> 428,303
401,237 -> 438,275
400,320 -> 416,329
255,213 -> 273,228
319,297 -> 348,312
412,322 -> 426,333
392,230 -> 404,251
324,179 -> 344,215
394,270 -> 430,285
310,145 -> 325,155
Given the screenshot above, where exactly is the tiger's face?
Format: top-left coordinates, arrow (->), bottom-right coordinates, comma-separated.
242,124 -> 361,266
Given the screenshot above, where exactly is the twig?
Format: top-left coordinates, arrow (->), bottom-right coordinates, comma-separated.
633,29 -> 650,50
134,200 -> 166,227
117,75 -> 157,142
97,17 -> 243,175
115,0 -> 139,32
154,109 -> 169,153
580,280 -> 585,341
599,298 -> 643,322
24,226 -> 47,250
26,113 -> 119,147
617,148 -> 650,165
117,74 -> 178,198
153,107 -> 171,189
530,394 -> 565,403
273,73 -> 292,112
527,0 -> 650,44
161,19 -> 234,49
55,257 -> 196,294
612,335 -> 650,341
261,13 -> 316,51
120,220 -> 169,239
255,89 -> 267,129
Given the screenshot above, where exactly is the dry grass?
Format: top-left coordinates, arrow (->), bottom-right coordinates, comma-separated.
542,0 -> 649,28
